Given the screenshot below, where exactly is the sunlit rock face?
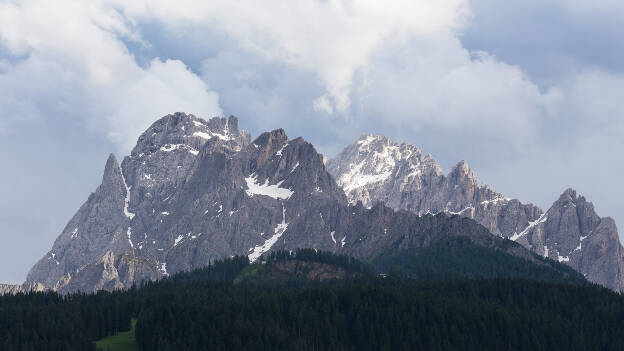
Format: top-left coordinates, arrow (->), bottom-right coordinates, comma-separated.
328,135 -> 624,291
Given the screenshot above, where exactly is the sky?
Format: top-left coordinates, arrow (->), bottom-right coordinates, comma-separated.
0,0 -> 623,284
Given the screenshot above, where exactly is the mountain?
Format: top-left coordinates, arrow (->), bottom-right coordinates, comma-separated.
25,113 -> 559,294
326,135 -> 543,236
517,189 -> 624,291
327,134 -> 624,291
27,113 -> 252,292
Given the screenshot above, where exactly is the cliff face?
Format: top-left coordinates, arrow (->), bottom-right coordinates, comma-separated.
27,113 -> 252,292
26,114 -> 544,294
326,135 -> 543,239
517,189 -> 624,291
328,135 -> 624,291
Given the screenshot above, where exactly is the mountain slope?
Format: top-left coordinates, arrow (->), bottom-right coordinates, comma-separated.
27,113 -> 252,291
372,236 -> 585,284
25,114 -> 559,294
328,134 -> 624,291
518,189 -> 624,291
326,135 -> 543,237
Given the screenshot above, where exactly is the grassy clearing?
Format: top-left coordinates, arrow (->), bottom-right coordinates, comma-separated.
233,263 -> 264,284
94,319 -> 137,351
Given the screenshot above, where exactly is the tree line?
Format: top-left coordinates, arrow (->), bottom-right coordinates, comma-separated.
0,249 -> 622,350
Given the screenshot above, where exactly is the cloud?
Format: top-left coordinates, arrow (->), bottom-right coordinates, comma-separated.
349,33 -> 562,155
117,0 -> 469,114
461,0 -> 624,87
0,0 -> 221,153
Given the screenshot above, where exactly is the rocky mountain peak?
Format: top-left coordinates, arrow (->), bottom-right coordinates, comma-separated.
253,129 -> 289,154
555,188 -> 588,206
449,160 -> 476,181
547,188 -> 601,235
326,134 -> 443,207
102,153 -> 122,185
130,113 -> 249,158
498,187 -> 624,290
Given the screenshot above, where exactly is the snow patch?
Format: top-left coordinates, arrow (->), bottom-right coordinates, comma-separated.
275,143 -> 288,156
447,206 -> 474,216
509,231 -> 523,242
70,228 -> 78,239
339,161 -> 393,193
511,214 -> 548,242
290,162 -> 299,173
160,263 -> 169,276
574,235 -> 589,252
330,231 -> 336,244
193,131 -> 212,140
193,130 -> 231,141
174,235 -> 184,247
127,227 -> 134,248
160,143 -> 199,155
480,197 -> 510,206
192,120 -> 208,128
543,245 -> 549,258
248,204 -> 289,262
120,167 -> 135,220
356,135 -> 377,146
341,236 -> 347,248
558,254 -> 570,262
245,173 -> 293,200
161,212 -> 169,216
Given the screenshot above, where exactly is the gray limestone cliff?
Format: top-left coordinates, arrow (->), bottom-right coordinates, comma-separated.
25,114 -> 549,293
326,135 -> 543,238
327,134 -> 624,291
517,189 -> 624,291
0,282 -> 46,295
27,113 -> 252,292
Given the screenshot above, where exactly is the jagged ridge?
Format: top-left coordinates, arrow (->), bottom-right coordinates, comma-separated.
328,134 -> 624,291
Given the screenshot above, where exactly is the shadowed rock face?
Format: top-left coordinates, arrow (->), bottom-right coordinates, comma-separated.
519,189 -> 624,291
328,135 -> 624,291
26,113 -> 252,292
25,113 -> 541,294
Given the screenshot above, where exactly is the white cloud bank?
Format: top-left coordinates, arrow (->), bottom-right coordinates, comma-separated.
117,0 -> 470,115
4,0 -> 615,158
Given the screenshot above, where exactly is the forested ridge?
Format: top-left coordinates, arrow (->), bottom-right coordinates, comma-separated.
372,236 -> 586,283
1,248 -> 623,350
